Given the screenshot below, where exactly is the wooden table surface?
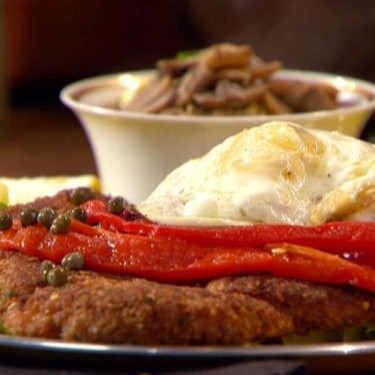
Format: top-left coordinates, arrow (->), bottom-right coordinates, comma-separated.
0,105 -> 97,177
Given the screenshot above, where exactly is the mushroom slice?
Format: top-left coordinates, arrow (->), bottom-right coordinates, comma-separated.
251,60 -> 283,79
215,80 -> 245,98
124,75 -> 173,112
216,80 -> 268,103
193,92 -> 227,109
268,79 -> 296,97
176,65 -> 215,106
193,82 -> 268,110
157,56 -> 199,77
200,44 -> 253,69
299,87 -> 337,112
242,83 -> 269,102
216,68 -> 253,86
142,84 -> 177,114
279,82 -> 313,110
262,91 -> 293,114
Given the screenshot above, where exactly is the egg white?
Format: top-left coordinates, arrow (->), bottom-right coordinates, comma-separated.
140,122 -> 375,226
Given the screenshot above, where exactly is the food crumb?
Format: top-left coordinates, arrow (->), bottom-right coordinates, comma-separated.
50,292 -> 59,301
362,301 -> 370,311
271,247 -> 288,256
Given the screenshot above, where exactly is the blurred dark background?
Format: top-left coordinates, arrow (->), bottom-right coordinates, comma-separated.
1,0 -> 375,176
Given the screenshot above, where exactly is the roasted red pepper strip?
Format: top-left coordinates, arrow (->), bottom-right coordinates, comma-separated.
1,218 -> 375,292
82,200 -> 375,267
84,200 -> 153,234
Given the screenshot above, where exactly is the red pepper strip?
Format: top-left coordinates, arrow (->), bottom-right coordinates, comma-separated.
82,200 -> 375,266
1,219 -> 375,292
83,200 -> 154,235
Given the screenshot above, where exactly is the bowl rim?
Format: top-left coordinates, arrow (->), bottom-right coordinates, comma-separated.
60,69 -> 375,124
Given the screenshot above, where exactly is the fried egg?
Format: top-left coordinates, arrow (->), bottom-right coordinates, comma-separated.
139,122 -> 375,225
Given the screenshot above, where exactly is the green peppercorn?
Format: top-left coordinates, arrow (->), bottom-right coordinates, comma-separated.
108,196 -> 126,214
40,260 -> 55,282
0,213 -> 12,231
37,207 -> 58,229
69,207 -> 88,223
20,208 -> 39,227
61,252 -> 85,270
70,187 -> 95,205
50,214 -> 72,235
46,266 -> 68,287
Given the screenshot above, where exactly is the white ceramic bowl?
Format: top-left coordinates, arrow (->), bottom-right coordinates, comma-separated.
60,70 -> 375,204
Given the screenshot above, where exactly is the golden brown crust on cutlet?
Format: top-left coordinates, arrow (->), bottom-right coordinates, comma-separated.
207,276 -> 375,335
0,250 -> 293,344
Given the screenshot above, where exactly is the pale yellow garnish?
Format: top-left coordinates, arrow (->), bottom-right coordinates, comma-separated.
0,183 -> 8,206
0,175 -> 100,205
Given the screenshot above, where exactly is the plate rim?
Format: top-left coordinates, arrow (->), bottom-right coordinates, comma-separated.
1,334 -> 375,359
